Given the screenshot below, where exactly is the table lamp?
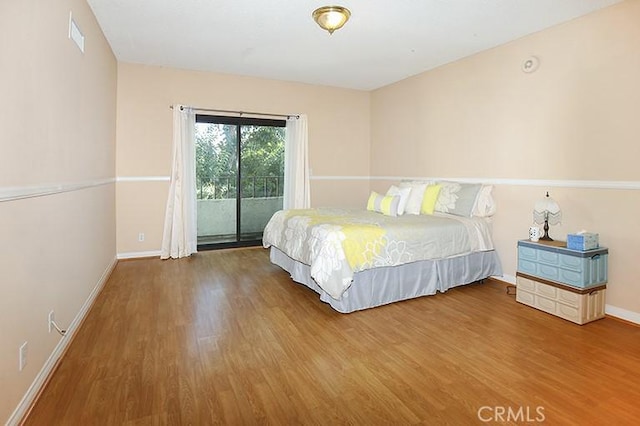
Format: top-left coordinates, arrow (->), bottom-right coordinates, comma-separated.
533,191 -> 562,241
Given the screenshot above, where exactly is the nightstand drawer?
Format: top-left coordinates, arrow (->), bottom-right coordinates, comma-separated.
535,294 -> 557,314
537,249 -> 560,266
557,288 -> 580,307
517,240 -> 608,288
515,275 -> 606,325
556,303 -> 580,323
536,282 -> 557,298
517,276 -> 536,292
537,263 -> 560,282
559,254 -> 583,271
518,245 -> 538,261
558,259 -> 607,288
516,288 -> 535,305
518,258 -> 538,275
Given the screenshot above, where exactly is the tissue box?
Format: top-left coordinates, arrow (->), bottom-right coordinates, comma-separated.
567,233 -> 599,251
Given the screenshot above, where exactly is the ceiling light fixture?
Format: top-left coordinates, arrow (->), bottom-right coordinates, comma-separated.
312,6 -> 351,35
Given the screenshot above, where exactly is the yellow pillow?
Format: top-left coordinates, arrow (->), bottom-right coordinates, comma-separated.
367,191 -> 400,216
421,184 -> 442,215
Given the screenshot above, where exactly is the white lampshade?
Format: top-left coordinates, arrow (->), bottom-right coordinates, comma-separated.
533,192 -> 562,226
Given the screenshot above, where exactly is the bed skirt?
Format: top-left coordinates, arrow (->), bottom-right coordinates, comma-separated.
269,247 -> 503,313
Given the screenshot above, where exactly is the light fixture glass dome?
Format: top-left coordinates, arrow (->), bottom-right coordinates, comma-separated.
312,6 -> 351,34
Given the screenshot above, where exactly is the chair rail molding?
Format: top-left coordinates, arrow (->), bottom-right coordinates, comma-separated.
116,176 -> 171,183
0,178 -> 115,203
310,175 -> 640,190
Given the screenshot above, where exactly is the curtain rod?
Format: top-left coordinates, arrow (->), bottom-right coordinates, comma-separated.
169,105 -> 299,119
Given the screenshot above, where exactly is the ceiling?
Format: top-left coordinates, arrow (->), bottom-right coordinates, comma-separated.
86,0 -> 622,91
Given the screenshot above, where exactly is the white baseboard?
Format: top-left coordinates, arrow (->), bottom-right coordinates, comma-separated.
605,305 -> 640,325
6,256 -> 118,426
492,274 -> 516,285
117,250 -> 161,260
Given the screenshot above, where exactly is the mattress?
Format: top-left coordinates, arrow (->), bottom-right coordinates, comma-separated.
263,208 -> 496,300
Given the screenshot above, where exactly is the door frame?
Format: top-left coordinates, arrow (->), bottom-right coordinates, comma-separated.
195,114 -> 286,250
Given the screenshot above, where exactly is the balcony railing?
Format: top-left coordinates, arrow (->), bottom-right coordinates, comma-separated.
197,175 -> 284,200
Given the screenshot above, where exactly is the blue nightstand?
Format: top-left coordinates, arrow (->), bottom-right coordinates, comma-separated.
515,239 -> 607,324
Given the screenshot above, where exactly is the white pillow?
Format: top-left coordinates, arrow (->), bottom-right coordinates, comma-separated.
400,182 -> 428,215
386,185 -> 411,215
472,185 -> 497,217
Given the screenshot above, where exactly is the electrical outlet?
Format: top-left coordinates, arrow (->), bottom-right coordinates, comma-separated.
138,232 -> 145,242
19,342 -> 27,371
49,310 -> 55,333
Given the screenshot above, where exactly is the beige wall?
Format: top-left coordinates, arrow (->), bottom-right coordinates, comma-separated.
3,1 -> 639,421
370,1 -> 640,316
0,0 -> 116,423
116,64 -> 371,254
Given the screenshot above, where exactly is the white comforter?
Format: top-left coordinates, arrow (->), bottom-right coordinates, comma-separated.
263,208 -> 494,300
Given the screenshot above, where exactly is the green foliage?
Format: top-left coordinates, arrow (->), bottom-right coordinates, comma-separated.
195,123 -> 285,199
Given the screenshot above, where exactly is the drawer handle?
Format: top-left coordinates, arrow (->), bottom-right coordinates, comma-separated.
591,254 -> 601,260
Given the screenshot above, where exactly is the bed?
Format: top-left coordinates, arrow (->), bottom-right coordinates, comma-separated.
262,204 -> 503,313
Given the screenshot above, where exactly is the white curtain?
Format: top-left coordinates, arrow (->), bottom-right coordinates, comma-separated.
283,114 -> 310,209
160,105 -> 197,259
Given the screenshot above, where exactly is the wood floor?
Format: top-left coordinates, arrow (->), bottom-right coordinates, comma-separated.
25,248 -> 640,425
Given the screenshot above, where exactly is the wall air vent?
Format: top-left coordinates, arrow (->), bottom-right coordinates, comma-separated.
68,12 -> 85,53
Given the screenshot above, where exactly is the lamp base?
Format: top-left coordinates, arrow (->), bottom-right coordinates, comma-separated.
540,219 -> 553,241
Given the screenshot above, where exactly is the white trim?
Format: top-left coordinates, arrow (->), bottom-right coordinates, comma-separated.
493,274 -> 516,285
117,250 -> 162,260
310,175 -> 640,190
116,176 -> 171,182
605,305 -> 640,325
310,175 -> 370,181
484,178 -> 640,190
0,178 -> 115,203
371,176 -> 640,190
6,256 -> 118,426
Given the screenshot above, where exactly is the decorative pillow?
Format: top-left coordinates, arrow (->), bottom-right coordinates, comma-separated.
471,185 -> 497,217
386,185 -> 411,215
367,191 -> 400,216
435,182 -> 482,217
399,182 -> 428,215
420,184 -> 442,215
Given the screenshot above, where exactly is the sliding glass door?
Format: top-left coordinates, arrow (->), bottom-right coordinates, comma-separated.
195,115 -> 285,249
